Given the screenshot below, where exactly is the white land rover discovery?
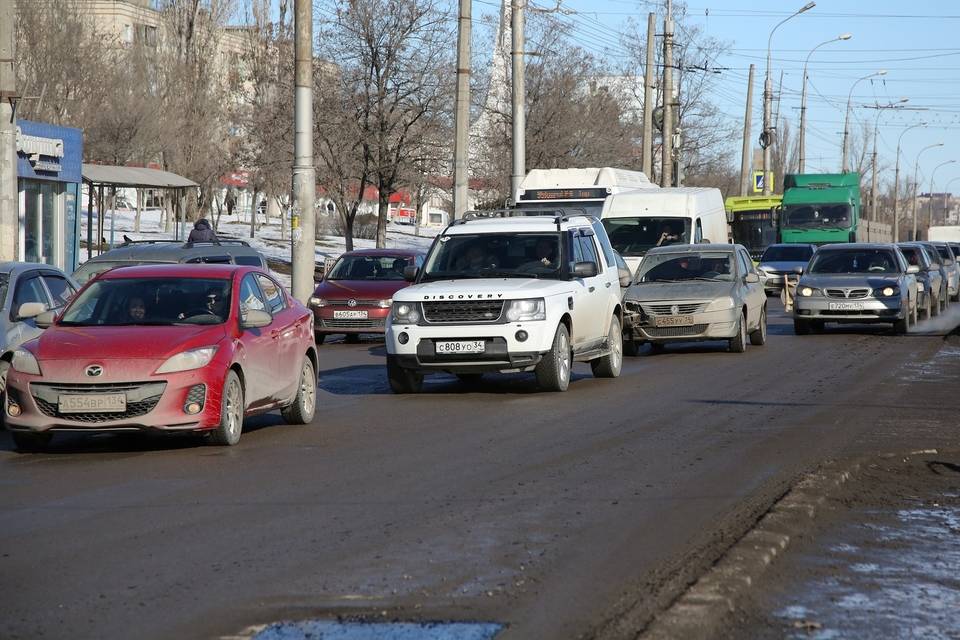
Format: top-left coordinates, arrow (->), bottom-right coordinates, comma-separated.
385,213 -> 632,393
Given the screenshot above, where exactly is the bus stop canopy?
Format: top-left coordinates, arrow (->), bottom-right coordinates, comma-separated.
82,164 -> 198,189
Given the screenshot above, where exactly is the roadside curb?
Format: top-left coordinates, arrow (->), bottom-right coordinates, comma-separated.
637,460 -> 861,640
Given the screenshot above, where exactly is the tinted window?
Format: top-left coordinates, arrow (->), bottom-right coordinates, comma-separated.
578,233 -> 600,268
327,255 -> 413,281
186,255 -> 231,265
935,245 -> 954,262
737,250 -> 752,276
13,276 -> 48,311
760,245 -> 814,262
591,221 -> 616,267
923,246 -> 941,266
809,249 -> 899,274
239,274 -> 268,313
900,247 -> 926,268
59,278 -> 231,326
638,252 -> 735,283
256,274 -> 285,314
234,255 -> 264,267
421,233 -> 564,281
42,274 -> 75,307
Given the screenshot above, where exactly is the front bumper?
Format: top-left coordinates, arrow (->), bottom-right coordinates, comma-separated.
386,320 -> 552,373
793,297 -> 905,322
625,307 -> 740,342
313,306 -> 390,334
4,367 -> 227,434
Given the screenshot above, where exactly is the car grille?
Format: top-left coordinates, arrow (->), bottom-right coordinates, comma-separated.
644,324 -> 709,337
422,300 -> 504,324
825,288 -> 870,299
326,299 -> 379,306
320,318 -> 386,329
30,381 -> 166,423
642,303 -> 707,316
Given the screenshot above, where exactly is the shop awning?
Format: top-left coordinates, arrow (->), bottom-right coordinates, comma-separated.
82,164 -> 198,189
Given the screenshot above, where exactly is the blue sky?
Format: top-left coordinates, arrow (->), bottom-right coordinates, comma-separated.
470,0 -> 960,191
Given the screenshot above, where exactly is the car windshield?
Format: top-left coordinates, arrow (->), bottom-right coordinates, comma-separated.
760,245 -> 814,262
327,255 -> 412,281
808,249 -> 899,274
601,217 -> 692,257
636,252 -> 735,283
782,204 -> 851,229
421,233 -> 563,281
59,277 -> 232,326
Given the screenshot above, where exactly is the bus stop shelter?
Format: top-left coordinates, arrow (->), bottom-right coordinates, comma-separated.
82,164 -> 198,259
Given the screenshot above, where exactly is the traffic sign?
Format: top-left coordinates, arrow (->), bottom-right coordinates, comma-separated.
752,171 -> 774,193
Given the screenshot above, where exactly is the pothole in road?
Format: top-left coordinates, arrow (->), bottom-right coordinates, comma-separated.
249,620 -> 503,640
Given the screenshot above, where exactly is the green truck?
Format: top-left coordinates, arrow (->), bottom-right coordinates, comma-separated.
779,172 -> 862,245
724,195 -> 782,259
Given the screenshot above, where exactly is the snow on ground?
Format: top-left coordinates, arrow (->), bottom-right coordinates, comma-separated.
80,207 -> 438,290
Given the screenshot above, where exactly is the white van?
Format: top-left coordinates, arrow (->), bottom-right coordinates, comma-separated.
927,226 -> 960,242
601,187 -> 729,274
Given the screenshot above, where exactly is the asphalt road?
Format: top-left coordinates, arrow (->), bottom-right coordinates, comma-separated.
2,301 -> 958,640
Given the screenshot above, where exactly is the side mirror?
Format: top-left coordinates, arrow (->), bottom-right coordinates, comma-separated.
403,265 -> 419,282
907,264 -> 920,274
17,302 -> 47,321
240,308 -> 273,329
745,272 -> 760,284
793,266 -> 804,275
35,310 -> 56,329
618,266 -> 632,288
573,261 -> 598,279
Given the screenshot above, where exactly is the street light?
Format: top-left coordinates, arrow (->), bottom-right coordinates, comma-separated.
913,143 -> 943,240
869,98 -> 908,223
928,160 -> 957,236
799,33 -> 852,172
841,70 -> 886,173
762,1 -> 816,195
893,122 -> 927,241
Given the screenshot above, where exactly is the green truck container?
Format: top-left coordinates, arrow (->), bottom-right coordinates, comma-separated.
779,172 -> 861,245
724,194 -> 782,259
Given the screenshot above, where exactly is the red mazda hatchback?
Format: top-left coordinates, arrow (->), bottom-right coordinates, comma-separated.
5,264 -> 318,450
310,248 -> 425,343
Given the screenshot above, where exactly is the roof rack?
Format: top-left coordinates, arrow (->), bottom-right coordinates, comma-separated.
450,208 -> 595,227
118,238 -> 252,248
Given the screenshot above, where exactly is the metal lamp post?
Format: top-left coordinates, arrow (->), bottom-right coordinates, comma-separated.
928,160 -> 956,237
763,1 -> 815,195
841,70 -> 886,173
893,122 -> 926,242
869,98 -> 908,223
913,143 -> 943,240
799,33 -> 851,173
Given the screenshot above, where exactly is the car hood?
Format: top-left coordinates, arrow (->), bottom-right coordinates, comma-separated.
799,274 -> 902,289
395,277 -> 568,301
758,260 -> 805,272
26,325 -> 227,361
313,279 -> 410,300
625,280 -> 736,303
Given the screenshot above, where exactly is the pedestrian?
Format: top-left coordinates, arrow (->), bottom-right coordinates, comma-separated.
188,218 -> 218,244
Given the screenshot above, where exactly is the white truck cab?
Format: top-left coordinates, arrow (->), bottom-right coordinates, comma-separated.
385,212 -> 632,393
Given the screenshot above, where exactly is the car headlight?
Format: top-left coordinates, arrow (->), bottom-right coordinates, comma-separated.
11,348 -> 41,375
155,346 -> 218,374
309,297 -> 328,308
377,298 -> 393,309
505,298 -> 546,322
799,286 -> 819,297
705,296 -> 735,311
874,286 -> 899,298
391,301 -> 421,324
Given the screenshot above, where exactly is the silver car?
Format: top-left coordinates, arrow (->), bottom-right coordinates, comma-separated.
793,244 -> 918,335
929,242 -> 960,302
623,244 -> 767,354
0,263 -> 80,408
757,243 -> 817,294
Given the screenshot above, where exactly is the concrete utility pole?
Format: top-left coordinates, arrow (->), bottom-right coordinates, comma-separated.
764,3 -> 814,195
868,99 -> 908,223
841,70 -> 885,173
641,12 -> 655,180
0,0 -> 17,263
928,160 -> 955,236
799,33 -> 851,173
291,0 -> 316,304
453,0 -> 471,217
739,64 -> 755,196
661,0 -> 674,188
510,0 -> 526,200
893,123 -> 926,242
913,142 -> 942,241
